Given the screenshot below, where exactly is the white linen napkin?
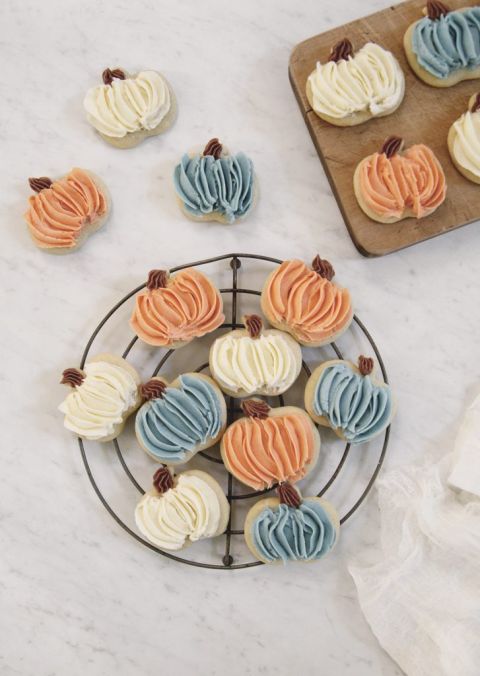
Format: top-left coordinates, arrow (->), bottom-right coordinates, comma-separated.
349,393 -> 480,676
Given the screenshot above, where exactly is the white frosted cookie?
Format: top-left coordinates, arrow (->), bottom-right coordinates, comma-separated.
24,168 -> 111,254
306,39 -> 405,126
83,67 -> 176,148
353,136 -> 447,223
59,354 -> 142,442
244,484 -> 339,565
404,3 -> 480,88
135,466 -> 230,551
209,314 -> 302,398
448,93 -> 480,183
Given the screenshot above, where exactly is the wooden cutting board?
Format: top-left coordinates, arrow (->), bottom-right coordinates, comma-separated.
289,0 -> 480,257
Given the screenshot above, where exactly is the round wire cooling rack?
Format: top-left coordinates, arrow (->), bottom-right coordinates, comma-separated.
76,253 -> 391,570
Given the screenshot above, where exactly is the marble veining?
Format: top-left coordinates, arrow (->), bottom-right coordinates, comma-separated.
1,1 -> 479,675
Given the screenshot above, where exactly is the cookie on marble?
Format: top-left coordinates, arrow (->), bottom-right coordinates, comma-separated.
404,3 -> 480,87
306,39 -> 405,126
448,93 -> 480,183
24,168 -> 110,253
130,267 -> 225,348
83,67 -> 176,148
260,255 -> 353,347
221,399 -> 320,491
135,373 -> 227,465
244,483 -> 339,564
304,356 -> 394,444
135,466 -> 230,551
209,314 -> 302,398
353,136 -> 447,223
173,138 -> 257,223
59,354 -> 142,442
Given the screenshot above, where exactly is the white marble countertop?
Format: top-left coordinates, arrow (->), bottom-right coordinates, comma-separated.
2,0 -> 479,674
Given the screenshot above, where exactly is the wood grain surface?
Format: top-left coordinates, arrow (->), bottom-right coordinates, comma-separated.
289,0 -> 480,256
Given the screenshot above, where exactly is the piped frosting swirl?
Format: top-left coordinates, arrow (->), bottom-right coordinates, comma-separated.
130,267 -> 224,347
135,374 -> 224,462
84,70 -> 172,138
412,7 -> 480,79
307,42 -> 404,119
451,100 -> 480,178
251,500 -> 337,563
24,168 -> 107,250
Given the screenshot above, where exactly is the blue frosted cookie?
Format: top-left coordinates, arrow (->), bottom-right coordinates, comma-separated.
244,484 -> 339,564
173,138 -> 256,224
305,356 -> 394,445
136,373 -> 227,464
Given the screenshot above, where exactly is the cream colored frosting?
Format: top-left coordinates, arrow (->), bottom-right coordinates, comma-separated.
307,42 -> 404,119
452,111 -> 480,178
59,361 -> 139,440
135,474 -> 222,550
84,71 -> 171,138
210,332 -> 301,394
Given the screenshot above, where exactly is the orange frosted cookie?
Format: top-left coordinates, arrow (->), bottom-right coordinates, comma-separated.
24,168 -> 110,253
130,268 -> 225,348
353,136 -> 447,223
221,399 -> 320,491
260,255 -> 353,347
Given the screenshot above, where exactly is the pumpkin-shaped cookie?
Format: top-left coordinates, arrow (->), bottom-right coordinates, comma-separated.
58,354 -> 141,442
448,93 -> 480,183
135,373 -> 227,465
305,356 -> 394,445
306,39 -> 405,126
221,400 -> 320,490
84,67 -> 176,148
353,136 -> 446,223
173,138 -> 257,224
24,168 -> 110,253
404,3 -> 480,87
244,483 -> 339,564
130,268 -> 225,348
209,314 -> 302,397
135,466 -> 230,551
261,255 -> 353,347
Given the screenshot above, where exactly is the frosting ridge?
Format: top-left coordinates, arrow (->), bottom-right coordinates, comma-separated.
173,151 -> 255,223
308,42 -> 404,119
252,501 -> 337,563
452,109 -> 480,178
412,8 -> 480,79
135,374 -> 223,462
312,362 -> 392,444
130,267 -> 224,346
84,70 -> 171,137
24,168 -> 106,249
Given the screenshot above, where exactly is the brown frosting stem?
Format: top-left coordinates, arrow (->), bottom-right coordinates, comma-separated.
471,93 -> 480,113
102,68 -> 126,85
312,255 -> 335,280
244,314 -> 263,339
426,1 -> 450,20
140,379 -> 167,400
61,368 -> 85,387
29,177 -> 53,192
203,138 -> 223,159
381,136 -> 403,158
329,38 -> 353,63
278,482 -> 302,508
241,399 -> 270,419
146,269 -> 169,290
358,355 -> 374,376
153,466 -> 174,494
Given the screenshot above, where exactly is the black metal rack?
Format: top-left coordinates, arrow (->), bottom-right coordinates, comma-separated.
77,253 -> 390,570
